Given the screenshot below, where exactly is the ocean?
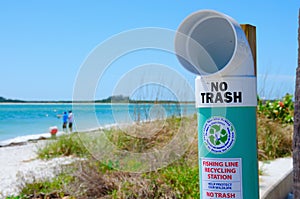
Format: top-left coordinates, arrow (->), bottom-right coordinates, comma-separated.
0,103 -> 196,146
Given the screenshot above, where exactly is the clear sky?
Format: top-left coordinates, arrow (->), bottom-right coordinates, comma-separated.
0,1 -> 299,101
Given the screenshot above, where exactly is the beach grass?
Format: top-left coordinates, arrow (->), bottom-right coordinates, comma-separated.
11,111 -> 293,198
257,112 -> 293,160
37,133 -> 90,159
19,173 -> 74,199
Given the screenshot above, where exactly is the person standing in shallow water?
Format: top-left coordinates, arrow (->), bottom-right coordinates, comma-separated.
68,110 -> 73,133
62,112 -> 68,132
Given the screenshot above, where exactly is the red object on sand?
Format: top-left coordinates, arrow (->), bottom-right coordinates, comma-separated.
49,126 -> 58,135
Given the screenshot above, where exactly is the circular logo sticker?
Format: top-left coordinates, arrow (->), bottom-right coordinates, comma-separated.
203,117 -> 236,154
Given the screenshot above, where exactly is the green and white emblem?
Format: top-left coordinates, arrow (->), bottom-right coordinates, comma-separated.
203,117 -> 236,154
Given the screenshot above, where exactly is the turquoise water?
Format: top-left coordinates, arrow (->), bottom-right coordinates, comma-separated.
0,103 -> 196,143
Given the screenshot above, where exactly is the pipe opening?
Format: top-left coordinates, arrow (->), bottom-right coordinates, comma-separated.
188,17 -> 236,74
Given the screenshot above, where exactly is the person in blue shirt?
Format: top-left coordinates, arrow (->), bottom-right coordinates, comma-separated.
62,112 -> 68,132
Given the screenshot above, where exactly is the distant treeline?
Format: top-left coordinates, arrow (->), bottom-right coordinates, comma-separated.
0,97 -> 25,103
0,95 -> 193,104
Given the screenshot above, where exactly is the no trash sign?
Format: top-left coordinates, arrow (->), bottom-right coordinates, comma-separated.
201,158 -> 242,199
195,77 -> 257,108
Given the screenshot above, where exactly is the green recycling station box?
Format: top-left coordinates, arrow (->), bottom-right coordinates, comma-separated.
175,10 -> 259,199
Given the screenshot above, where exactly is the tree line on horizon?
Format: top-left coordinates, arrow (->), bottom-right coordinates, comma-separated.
0,95 -> 191,104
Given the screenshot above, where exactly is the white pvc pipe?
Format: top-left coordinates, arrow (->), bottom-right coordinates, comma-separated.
174,10 -> 254,77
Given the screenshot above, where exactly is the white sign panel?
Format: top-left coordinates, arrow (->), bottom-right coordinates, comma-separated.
195,76 -> 257,108
201,158 -> 243,199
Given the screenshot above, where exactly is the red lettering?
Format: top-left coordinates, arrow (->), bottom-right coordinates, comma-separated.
225,162 -> 238,167
208,174 -> 232,180
214,192 -> 236,198
203,161 -> 224,167
205,167 -> 212,172
206,192 -> 214,197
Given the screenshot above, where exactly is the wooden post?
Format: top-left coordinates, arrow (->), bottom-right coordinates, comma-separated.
242,24 -> 260,199
241,24 -> 257,76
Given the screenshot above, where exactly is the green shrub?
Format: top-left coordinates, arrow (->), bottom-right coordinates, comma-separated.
37,133 -> 89,159
156,164 -> 199,198
5,196 -> 25,199
257,114 -> 293,160
16,174 -> 74,199
258,93 -> 294,124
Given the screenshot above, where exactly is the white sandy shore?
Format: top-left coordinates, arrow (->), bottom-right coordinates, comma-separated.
0,140 -> 79,198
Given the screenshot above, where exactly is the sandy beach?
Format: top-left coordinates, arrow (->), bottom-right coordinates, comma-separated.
0,141 -> 78,198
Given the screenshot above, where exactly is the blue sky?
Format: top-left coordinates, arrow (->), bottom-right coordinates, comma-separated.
0,1 -> 299,101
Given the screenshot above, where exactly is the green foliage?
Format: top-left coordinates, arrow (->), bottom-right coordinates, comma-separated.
152,163 -> 200,198
91,159 -> 120,173
37,133 -> 89,159
5,196 -> 25,199
258,93 -> 294,124
257,113 -> 293,160
13,174 -> 74,199
107,159 -> 199,199
256,94 -> 293,160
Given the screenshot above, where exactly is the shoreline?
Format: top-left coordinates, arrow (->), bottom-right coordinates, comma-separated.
0,123 -> 121,148
0,131 -> 64,148
0,115 -> 173,148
